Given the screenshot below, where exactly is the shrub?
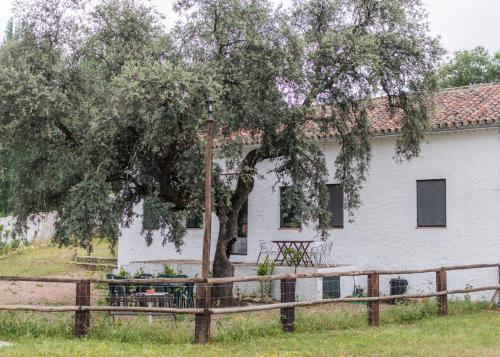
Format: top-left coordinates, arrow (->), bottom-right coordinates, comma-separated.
256,256 -> 275,302
117,266 -> 130,278
162,265 -> 176,276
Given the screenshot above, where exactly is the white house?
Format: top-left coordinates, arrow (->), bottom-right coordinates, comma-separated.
117,83 -> 500,301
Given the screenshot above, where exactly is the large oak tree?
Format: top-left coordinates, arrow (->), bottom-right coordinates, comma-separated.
0,0 -> 441,286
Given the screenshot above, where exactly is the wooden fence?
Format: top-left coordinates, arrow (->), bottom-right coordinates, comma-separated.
0,262 -> 499,343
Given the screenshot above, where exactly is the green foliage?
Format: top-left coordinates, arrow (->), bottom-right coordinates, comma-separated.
283,247 -> 302,269
256,256 -> 275,302
3,18 -> 14,42
295,309 -> 366,332
0,0 -> 442,268
162,264 -> 176,276
133,266 -> 145,277
383,299 -> 438,324
256,256 -> 275,276
0,223 -> 30,255
438,47 -> 500,88
116,266 -> 130,279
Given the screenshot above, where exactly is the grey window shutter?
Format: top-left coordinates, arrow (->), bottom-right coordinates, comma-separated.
327,184 -> 344,228
417,179 -> 446,227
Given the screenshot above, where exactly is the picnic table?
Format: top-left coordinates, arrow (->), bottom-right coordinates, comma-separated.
272,240 -> 315,267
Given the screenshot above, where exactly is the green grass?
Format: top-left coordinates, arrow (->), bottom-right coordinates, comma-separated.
0,301 -> 497,356
0,240 -> 115,276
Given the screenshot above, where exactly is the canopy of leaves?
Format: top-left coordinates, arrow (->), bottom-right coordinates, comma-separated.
0,0 -> 442,254
438,47 -> 500,88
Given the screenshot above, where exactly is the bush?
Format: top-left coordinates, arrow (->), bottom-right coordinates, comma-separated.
117,266 -> 130,278
256,256 -> 275,302
162,265 -> 176,276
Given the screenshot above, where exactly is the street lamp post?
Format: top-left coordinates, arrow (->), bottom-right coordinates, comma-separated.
195,96 -> 215,344
201,96 -> 215,280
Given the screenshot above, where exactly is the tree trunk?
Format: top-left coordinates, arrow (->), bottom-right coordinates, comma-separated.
212,217 -> 237,306
211,149 -> 260,306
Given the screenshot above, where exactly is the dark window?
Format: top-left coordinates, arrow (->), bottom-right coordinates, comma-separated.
237,200 -> 248,238
417,179 -> 446,227
186,212 -> 203,229
232,200 -> 248,255
323,276 -> 340,299
325,184 -> 344,228
142,204 -> 160,230
280,187 -> 300,228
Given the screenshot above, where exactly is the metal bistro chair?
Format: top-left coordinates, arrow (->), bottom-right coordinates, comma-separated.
310,240 -> 335,267
134,273 -> 153,306
106,274 -> 128,306
256,240 -> 277,264
155,273 -> 173,295
169,275 -> 194,308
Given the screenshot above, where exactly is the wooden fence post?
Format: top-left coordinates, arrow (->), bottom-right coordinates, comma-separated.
280,278 -> 295,333
489,266 -> 500,309
74,280 -> 90,337
367,273 -> 380,326
194,282 -> 212,344
436,269 -> 448,316
498,265 -> 500,306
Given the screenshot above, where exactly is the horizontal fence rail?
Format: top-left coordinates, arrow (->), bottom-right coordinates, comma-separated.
0,262 -> 498,285
209,285 -> 500,314
0,261 -> 498,343
0,305 -> 204,314
0,276 -> 204,284
206,262 -> 500,284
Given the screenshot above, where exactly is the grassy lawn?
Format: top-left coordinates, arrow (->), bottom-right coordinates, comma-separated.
0,302 -> 497,356
0,240 -> 115,276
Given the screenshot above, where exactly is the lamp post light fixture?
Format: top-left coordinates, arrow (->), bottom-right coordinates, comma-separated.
206,96 -> 215,118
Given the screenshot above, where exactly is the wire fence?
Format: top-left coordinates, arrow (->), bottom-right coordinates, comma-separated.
0,262 -> 498,343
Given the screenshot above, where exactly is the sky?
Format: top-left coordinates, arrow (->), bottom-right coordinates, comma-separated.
0,0 -> 499,55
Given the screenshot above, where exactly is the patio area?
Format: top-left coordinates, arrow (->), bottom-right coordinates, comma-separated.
118,259 -> 356,302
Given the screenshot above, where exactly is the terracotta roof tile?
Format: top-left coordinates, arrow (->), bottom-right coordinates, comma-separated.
313,82 -> 500,139
216,83 -> 500,146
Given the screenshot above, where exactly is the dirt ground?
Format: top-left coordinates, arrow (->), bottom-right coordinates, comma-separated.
0,278 -> 106,306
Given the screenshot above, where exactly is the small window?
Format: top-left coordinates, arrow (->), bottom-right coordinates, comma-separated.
237,200 -> 248,238
323,276 -> 340,299
232,200 -> 248,255
186,212 -> 203,229
417,179 -> 446,227
142,204 -> 160,230
280,186 -> 300,228
325,184 -> 343,228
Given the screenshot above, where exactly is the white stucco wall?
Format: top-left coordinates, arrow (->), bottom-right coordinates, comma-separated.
0,213 -> 56,243
117,127 -> 500,299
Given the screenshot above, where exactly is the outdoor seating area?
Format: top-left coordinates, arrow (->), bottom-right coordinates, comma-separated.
257,240 -> 335,267
106,273 -> 195,309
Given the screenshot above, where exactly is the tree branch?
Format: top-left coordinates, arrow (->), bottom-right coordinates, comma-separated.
54,120 -> 82,146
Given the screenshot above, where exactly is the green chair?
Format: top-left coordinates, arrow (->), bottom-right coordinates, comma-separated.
156,274 -> 173,293
171,275 -> 194,308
